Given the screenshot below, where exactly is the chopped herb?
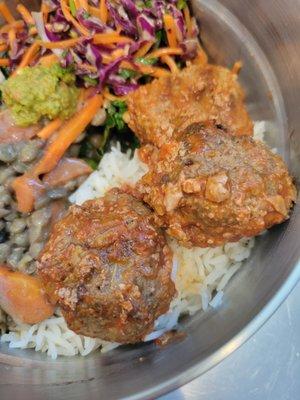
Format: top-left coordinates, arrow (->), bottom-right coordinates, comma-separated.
79,100 -> 138,166
155,29 -> 167,48
118,68 -> 137,80
177,0 -> 187,10
69,0 -> 77,17
106,100 -> 127,131
83,76 -> 98,87
1,66 -> 10,79
69,29 -> 79,38
79,140 -> 96,159
136,57 -> 158,65
176,60 -> 185,70
97,125 -> 111,156
83,11 -> 90,19
137,0 -> 152,8
84,158 -> 98,170
111,126 -> 140,152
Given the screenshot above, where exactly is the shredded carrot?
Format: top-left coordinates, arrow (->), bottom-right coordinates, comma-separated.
78,63 -> 98,73
194,44 -> 208,66
74,0 -> 81,8
146,47 -> 183,59
93,32 -> 132,45
0,20 -> 24,33
135,41 -> 154,58
0,2 -> 15,24
13,96 -> 103,213
16,4 -> 34,25
34,95 -> 103,177
60,0 -> 90,36
112,48 -> 126,58
78,0 -> 88,10
37,119 -> 63,140
39,53 -> 59,67
89,6 -> 102,19
99,53 -> 109,64
183,6 -> 192,37
161,55 -> 178,74
40,37 -> 82,49
0,58 -> 9,66
29,26 -> 38,36
0,43 -> 7,52
79,87 -> 96,103
163,14 -> 179,48
41,3 -> 50,23
8,28 -> 16,50
101,48 -> 126,64
121,60 -> 169,78
232,60 -> 243,74
99,0 -> 108,24
14,42 -> 40,74
138,64 -> 170,78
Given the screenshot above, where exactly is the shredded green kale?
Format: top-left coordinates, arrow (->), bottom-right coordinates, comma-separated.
118,69 -> 137,80
177,0 -> 187,10
136,57 -> 158,65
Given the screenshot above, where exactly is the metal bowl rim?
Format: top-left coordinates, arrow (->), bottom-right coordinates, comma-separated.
126,258 -> 300,400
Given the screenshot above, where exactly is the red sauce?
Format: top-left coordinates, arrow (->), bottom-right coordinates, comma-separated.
155,330 -> 187,347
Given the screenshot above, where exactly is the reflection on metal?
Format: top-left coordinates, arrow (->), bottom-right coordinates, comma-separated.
163,282 -> 300,400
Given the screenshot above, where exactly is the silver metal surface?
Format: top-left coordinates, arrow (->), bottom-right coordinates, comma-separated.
0,1 -> 300,399
162,281 -> 300,400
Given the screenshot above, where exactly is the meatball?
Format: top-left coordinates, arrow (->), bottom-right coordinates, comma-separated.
37,189 -> 175,344
137,123 -> 296,247
126,63 -> 253,148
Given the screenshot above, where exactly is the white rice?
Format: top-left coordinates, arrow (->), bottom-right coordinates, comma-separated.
1,122 -> 267,359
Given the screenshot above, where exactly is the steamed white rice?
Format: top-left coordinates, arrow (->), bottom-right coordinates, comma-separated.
1,122 -> 267,359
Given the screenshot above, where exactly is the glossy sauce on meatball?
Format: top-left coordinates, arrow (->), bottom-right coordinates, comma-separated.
137,123 -> 296,247
37,189 -> 175,344
127,63 -> 253,148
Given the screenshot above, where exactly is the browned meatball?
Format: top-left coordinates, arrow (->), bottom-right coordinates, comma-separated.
126,63 -> 253,148
37,189 -> 175,343
137,123 -> 296,247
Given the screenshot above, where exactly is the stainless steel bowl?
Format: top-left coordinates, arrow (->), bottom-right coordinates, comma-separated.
0,1 -> 299,399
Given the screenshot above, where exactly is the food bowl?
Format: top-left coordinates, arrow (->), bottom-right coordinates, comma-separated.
0,0 -> 299,399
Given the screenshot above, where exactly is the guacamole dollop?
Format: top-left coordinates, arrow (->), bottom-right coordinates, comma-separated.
1,64 -> 79,127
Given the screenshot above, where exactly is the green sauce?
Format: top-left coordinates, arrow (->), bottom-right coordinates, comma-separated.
1,64 -> 79,127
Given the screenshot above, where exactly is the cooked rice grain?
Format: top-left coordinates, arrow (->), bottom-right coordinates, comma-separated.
2,119 -> 267,358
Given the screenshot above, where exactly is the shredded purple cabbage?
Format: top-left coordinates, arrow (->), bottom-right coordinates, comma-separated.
98,56 -> 130,87
111,80 -> 139,96
2,0 -> 200,96
121,0 -> 139,19
136,14 -> 156,41
106,2 -> 137,36
45,26 -> 61,42
76,8 -> 107,33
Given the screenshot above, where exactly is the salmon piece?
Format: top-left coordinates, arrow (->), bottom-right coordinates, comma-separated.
43,158 -> 92,187
12,158 -> 92,213
0,265 -> 55,324
0,109 -> 40,144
